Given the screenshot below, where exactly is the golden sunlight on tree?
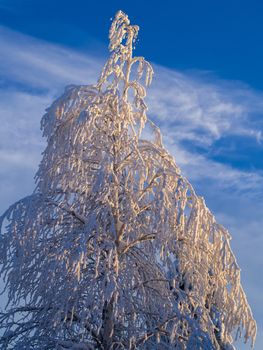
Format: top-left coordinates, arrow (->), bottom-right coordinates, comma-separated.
0,10 -> 256,350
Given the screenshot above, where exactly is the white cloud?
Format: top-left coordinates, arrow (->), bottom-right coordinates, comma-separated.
0,26 -> 103,91
0,27 -> 103,212
163,140 -> 263,194
148,65 -> 263,147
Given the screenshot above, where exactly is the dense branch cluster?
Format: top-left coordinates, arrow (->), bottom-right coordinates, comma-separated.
0,11 -> 256,350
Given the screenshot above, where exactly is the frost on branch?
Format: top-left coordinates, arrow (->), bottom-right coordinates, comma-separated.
0,10 -> 256,350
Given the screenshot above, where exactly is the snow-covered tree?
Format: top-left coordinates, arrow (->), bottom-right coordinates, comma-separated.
0,10 -> 256,350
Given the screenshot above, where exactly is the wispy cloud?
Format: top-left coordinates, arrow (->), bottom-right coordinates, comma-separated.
148,66 -> 263,145
0,26 -> 103,91
145,65 -> 263,197
0,26 -> 103,210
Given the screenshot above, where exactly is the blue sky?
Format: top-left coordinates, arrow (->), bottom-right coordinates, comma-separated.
0,1 -> 263,348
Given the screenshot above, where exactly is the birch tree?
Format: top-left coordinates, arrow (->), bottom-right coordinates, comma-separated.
0,10 -> 256,350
